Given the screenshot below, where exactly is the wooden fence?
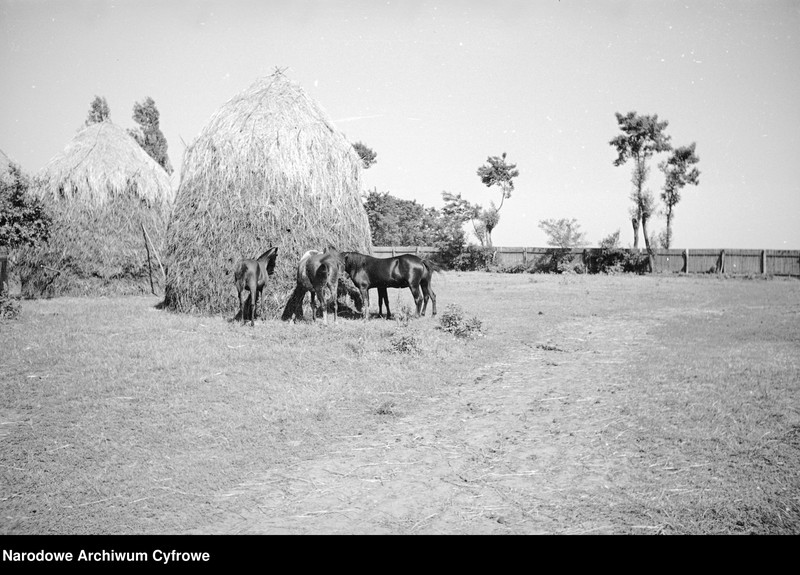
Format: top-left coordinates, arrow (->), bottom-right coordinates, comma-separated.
371,246 -> 800,276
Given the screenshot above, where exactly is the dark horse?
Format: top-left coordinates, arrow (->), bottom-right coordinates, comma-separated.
233,246 -> 278,326
341,252 -> 438,319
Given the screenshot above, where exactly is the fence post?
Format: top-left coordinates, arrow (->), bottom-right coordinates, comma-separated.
683,249 -> 689,274
718,249 -> 726,274
523,247 -> 527,266
761,250 -> 767,276
391,246 -> 395,258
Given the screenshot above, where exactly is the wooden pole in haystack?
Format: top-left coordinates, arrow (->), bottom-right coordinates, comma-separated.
141,223 -> 155,295
141,223 -> 166,286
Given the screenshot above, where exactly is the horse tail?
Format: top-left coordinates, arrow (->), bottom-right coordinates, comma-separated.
421,257 -> 443,276
314,261 -> 331,288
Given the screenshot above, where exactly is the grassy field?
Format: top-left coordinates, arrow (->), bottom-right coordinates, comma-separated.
1,272 -> 798,534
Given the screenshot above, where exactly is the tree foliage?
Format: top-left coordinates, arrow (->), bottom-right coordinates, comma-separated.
475,152 -> 519,247
352,141 -> 377,169
609,111 -> 672,259
538,218 -> 589,249
659,143 -> 700,248
128,97 -> 173,175
363,190 -> 466,267
0,163 -> 51,250
85,95 -> 110,126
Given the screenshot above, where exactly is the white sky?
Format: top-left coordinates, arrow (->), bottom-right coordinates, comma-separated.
2,0 -> 799,248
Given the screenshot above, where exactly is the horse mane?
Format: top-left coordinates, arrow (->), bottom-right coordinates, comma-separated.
341,251 -> 369,272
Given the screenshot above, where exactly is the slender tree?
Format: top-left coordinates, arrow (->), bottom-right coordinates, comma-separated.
352,141 -> 377,169
538,218 -> 589,249
85,96 -> 110,126
476,152 -> 519,247
128,97 -> 173,174
609,111 -> 672,260
658,143 -> 700,248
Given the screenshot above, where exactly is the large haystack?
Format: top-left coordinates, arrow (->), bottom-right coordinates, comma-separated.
18,121 -> 174,297
162,71 -> 372,317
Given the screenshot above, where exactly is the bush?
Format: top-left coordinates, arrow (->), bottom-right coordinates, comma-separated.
0,295 -> 21,320
450,245 -> 495,271
389,332 -> 421,354
0,163 -> 52,252
438,303 -> 483,338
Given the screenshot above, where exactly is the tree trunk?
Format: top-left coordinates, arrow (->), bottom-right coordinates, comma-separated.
664,208 -> 673,249
641,214 -> 654,273
631,217 -> 640,250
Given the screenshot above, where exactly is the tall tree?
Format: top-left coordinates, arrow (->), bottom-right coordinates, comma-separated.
352,141 -> 377,169
85,96 -> 110,126
609,111 -> 672,259
476,152 -> 519,247
128,97 -> 173,174
658,143 -> 700,248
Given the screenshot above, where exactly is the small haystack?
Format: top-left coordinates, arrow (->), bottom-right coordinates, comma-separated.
163,70 -> 372,316
18,121 -> 174,297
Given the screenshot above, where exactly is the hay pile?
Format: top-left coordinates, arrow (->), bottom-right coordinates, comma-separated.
162,70 -> 372,317
17,121 -> 174,297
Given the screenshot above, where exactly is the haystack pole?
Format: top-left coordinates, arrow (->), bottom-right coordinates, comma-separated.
17,120 -> 174,297
162,70 -> 372,317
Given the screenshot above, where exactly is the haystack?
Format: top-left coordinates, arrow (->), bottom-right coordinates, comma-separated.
162,70 -> 372,317
18,121 -> 174,297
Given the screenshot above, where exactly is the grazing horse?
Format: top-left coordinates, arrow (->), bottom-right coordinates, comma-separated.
341,252 -> 438,319
233,246 -> 278,326
285,248 -> 343,324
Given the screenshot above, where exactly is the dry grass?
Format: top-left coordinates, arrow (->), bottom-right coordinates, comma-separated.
1,272 -> 798,534
163,71 -> 371,317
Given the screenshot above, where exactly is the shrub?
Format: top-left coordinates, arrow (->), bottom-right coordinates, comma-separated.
0,295 -> 21,320
389,332 -> 421,354
451,245 -> 494,271
438,304 -> 483,338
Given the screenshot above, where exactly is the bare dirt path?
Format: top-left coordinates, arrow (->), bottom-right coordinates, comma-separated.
189,307 -> 659,534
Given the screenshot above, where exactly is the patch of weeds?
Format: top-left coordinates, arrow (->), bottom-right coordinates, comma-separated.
392,303 -> 414,326
0,295 -> 21,320
437,304 -> 484,339
389,332 -> 421,354
375,400 -> 399,417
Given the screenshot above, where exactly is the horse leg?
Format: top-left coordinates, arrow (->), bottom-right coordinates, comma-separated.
379,287 -> 391,319
425,282 -> 437,316
310,290 -> 317,321
238,288 -> 247,324
317,287 -> 327,325
361,287 -> 370,320
409,284 -> 423,318
247,278 -> 258,326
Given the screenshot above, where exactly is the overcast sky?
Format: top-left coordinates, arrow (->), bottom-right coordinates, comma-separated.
2,0 -> 799,249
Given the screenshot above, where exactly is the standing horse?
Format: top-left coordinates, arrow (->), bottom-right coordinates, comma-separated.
284,248 -> 343,324
233,246 -> 278,326
341,252 -> 438,319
